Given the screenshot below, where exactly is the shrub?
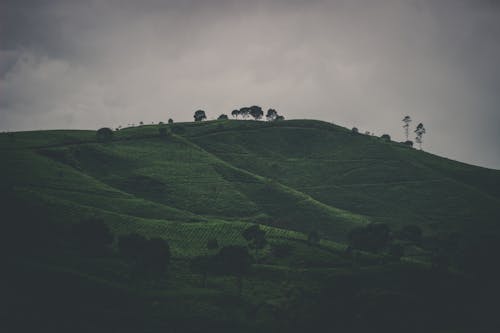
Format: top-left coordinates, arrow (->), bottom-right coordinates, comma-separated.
96,128 -> 113,142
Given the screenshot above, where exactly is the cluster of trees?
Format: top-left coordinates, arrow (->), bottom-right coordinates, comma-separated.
70,218 -> 171,276
347,223 -> 423,261
192,106 -> 284,122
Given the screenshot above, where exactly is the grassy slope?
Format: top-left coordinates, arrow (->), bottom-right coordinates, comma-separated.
2,119 -> 500,250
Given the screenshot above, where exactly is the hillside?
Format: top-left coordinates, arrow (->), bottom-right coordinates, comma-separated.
2,119 -> 500,332
1,119 -> 499,245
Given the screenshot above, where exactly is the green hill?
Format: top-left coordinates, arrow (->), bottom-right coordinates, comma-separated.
2,119 -> 500,332
2,119 -> 499,245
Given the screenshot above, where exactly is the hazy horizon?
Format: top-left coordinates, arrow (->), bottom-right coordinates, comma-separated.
1,0 -> 500,169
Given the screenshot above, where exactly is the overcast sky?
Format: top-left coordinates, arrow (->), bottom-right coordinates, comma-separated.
1,0 -> 499,169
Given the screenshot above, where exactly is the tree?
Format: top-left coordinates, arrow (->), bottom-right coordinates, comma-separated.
352,127 -> 359,134
96,127 -> 113,142
266,109 -> 278,121
381,134 -> 391,141
307,230 -> 320,245
194,110 -> 207,122
249,106 -> 264,120
231,109 -> 240,118
275,115 -> 285,121
168,118 -> 174,124
242,224 -> 267,262
71,218 -> 113,256
213,245 -> 252,294
402,116 -> 412,141
239,107 -> 250,119
218,114 -> 229,120
414,123 -> 426,150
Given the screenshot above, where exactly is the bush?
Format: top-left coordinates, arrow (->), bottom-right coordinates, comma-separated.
381,134 -> 391,141
96,128 -> 113,142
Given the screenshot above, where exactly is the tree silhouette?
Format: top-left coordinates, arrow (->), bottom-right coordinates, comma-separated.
402,116 -> 412,140
249,106 -> 264,120
414,123 -> 426,149
218,114 -> 229,120
96,128 -> 113,142
231,109 -> 240,118
239,107 -> 250,119
194,110 -> 207,122
168,118 -> 174,124
266,109 -> 278,121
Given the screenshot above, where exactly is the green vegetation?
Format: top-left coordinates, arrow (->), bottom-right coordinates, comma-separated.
2,119 -> 500,332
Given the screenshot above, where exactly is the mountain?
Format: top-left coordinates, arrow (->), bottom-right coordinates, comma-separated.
2,119 -> 500,332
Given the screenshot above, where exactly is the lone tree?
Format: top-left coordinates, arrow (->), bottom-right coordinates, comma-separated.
194,110 -> 207,122
168,118 -> 174,124
242,224 -> 267,262
249,106 -> 264,120
266,109 -> 278,121
414,123 -> 426,149
96,127 -> 113,142
351,127 -> 359,134
218,114 -> 229,120
402,116 -> 412,141
213,245 -> 252,294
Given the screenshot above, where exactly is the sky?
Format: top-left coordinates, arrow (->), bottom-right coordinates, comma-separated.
1,0 -> 499,169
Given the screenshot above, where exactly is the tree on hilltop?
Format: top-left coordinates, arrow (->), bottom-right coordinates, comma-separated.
248,106 -> 264,120
402,116 -> 412,141
194,110 -> 207,122
266,109 -> 278,121
414,123 -> 426,149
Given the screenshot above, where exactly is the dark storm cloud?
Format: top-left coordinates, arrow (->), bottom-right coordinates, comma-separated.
1,0 -> 499,168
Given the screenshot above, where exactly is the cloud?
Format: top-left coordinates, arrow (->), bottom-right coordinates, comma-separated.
1,0 -> 499,168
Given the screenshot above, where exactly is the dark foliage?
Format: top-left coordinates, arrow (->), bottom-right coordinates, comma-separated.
242,224 -> 267,261
218,114 -> 229,120
266,109 -> 278,121
96,127 -> 113,142
194,110 -> 207,122
381,134 -> 391,141
168,118 -> 174,124
71,218 -> 113,256
351,127 -> 359,134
